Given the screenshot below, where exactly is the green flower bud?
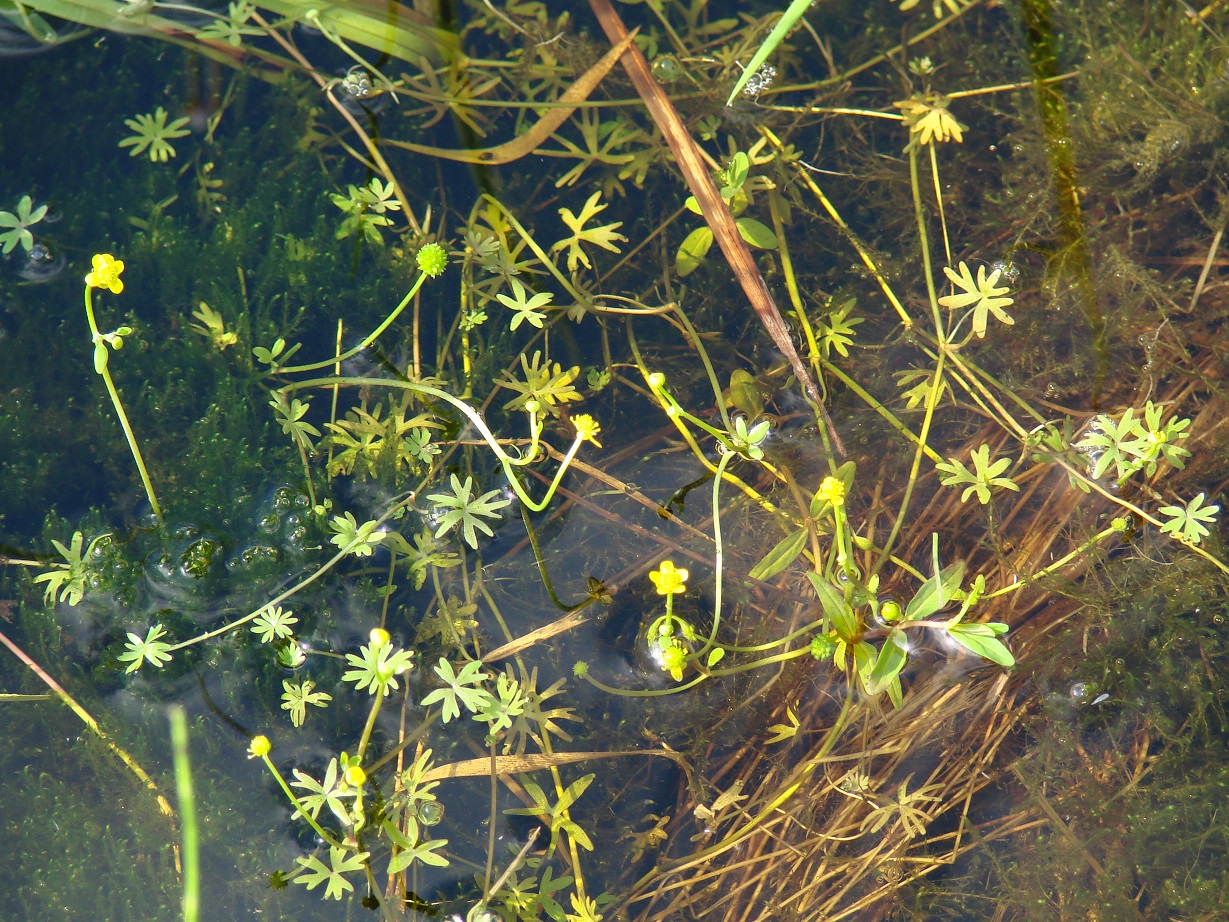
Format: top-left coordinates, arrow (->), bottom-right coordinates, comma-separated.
416,242 -> 448,278
809,631 -> 839,662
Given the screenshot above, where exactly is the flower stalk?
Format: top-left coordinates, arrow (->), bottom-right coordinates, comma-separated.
84,254 -> 163,523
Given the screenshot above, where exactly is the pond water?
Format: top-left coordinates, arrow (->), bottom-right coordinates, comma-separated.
2,1 -> 1229,920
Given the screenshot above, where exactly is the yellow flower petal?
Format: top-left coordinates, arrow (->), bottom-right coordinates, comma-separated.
86,253 -> 125,293
649,560 -> 689,595
816,476 -> 846,508
573,413 -> 602,447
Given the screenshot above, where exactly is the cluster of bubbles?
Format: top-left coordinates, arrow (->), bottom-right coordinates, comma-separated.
741,64 -> 777,101
337,65 -> 389,114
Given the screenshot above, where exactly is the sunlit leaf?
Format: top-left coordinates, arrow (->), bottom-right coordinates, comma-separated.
749,527 -> 807,581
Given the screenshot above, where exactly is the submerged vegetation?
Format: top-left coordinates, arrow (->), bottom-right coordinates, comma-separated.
2,0 -> 1229,919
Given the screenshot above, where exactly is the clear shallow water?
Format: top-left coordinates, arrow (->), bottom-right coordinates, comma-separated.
2,2 -> 1229,920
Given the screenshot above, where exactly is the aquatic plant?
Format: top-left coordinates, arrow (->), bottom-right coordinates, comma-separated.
5,0 -> 1229,919
82,253 -> 162,521
0,194 -> 47,254
118,107 -> 191,162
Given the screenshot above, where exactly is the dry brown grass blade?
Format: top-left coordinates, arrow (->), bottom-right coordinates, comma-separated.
481,610 -> 589,663
383,31 -> 637,164
0,627 -> 175,819
421,747 -> 684,783
585,0 -> 846,458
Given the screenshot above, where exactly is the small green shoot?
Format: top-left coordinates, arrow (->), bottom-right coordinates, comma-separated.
1159,492 -> 1220,545
328,512 -> 385,557
550,190 -> 627,272
817,298 -> 863,359
0,194 -> 48,254
383,822 -> 450,872
197,0 -> 262,47
251,605 -> 298,644
676,150 -> 777,276
330,178 -> 401,244
342,631 -> 415,695
33,531 -> 109,607
119,624 -> 174,673
499,352 -> 582,414
765,706 -> 800,743
426,474 -> 511,549
1077,401 -> 1191,483
270,393 -> 321,454
497,278 -> 553,331
292,846 -> 369,900
119,107 -> 191,162
189,302 -> 239,351
505,773 -> 596,856
281,680 -> 332,728
936,445 -> 1019,505
420,657 -> 491,722
292,759 -> 352,822
938,261 -> 1014,338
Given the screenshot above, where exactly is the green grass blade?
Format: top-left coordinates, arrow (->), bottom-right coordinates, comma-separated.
725,0 -> 814,106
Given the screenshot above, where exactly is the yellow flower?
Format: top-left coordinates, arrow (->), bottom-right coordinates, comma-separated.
816,475 -> 846,508
648,372 -> 665,388
343,763 -> 367,787
247,735 -> 271,759
649,560 -> 689,596
369,627 -> 390,647
85,253 -> 125,293
573,413 -> 602,447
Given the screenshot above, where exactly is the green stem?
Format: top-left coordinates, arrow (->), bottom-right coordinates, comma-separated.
518,505 -> 592,612
672,305 -> 732,433
278,270 -> 430,375
579,669 -> 707,697
259,752 -> 348,850
700,451 -> 734,655
284,376 -> 581,513
983,520 -> 1125,599
84,286 -> 163,523
872,148 -> 947,576
355,686 -> 384,762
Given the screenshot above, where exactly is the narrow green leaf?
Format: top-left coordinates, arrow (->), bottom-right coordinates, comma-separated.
947,622 -> 1015,667
886,676 -> 903,709
867,630 -> 909,693
905,560 -> 966,622
807,572 -> 857,639
851,640 -> 877,692
726,152 -> 750,189
725,0 -> 815,105
749,527 -> 807,580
